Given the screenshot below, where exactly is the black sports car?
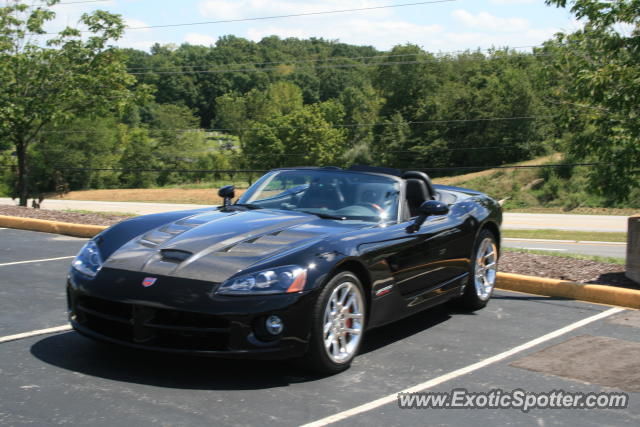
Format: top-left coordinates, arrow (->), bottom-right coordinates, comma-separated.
67,166 -> 501,373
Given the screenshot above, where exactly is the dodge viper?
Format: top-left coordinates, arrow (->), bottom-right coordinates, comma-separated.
67,166 -> 502,373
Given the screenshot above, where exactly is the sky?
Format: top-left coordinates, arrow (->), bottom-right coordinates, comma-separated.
32,0 -> 581,53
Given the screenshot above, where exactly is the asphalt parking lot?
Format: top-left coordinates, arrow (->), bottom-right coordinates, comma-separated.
1,228 -> 638,426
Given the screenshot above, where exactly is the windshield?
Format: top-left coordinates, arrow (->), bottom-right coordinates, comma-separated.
237,169 -> 401,223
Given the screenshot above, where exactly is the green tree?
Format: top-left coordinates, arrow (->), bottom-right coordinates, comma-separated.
147,104 -> 208,185
216,82 -> 303,129
374,113 -> 412,167
28,116 -> 124,195
544,0 -> 640,201
119,128 -> 158,188
243,105 -> 347,169
0,0 -> 138,205
339,83 -> 383,147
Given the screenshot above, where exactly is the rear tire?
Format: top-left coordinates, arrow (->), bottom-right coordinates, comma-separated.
301,271 -> 366,374
452,229 -> 498,311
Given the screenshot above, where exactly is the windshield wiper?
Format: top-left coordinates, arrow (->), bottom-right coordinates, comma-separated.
298,210 -> 346,220
220,203 -> 263,211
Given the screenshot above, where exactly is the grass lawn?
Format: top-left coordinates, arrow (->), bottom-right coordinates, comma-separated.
503,229 -> 627,243
505,206 -> 639,216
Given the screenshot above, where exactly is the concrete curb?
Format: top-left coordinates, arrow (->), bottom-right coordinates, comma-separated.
497,272 -> 640,310
1,214 -> 639,309
0,215 -> 107,238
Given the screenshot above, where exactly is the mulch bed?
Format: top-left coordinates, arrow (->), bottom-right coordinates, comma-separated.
1,205 -> 637,289
0,205 -> 132,227
500,251 -> 638,289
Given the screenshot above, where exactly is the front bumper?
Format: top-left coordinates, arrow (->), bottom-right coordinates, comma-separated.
67,268 -> 317,359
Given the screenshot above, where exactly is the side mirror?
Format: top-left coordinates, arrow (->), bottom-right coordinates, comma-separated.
218,185 -> 235,208
419,200 -> 449,217
407,200 -> 449,233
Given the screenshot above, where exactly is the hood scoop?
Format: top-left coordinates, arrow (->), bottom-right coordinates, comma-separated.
160,249 -> 192,263
215,229 -> 322,257
104,209 -> 333,282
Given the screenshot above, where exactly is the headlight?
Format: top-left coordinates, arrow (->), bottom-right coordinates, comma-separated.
216,265 -> 307,295
71,240 -> 103,278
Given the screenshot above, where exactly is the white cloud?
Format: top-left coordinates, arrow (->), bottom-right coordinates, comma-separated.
184,32 -> 216,46
488,0 -> 535,5
193,1 -> 575,52
429,27 -> 559,52
118,18 -> 160,50
199,0 -> 442,51
124,18 -> 151,32
44,0 -> 118,32
246,19 -> 442,50
452,9 -> 531,33
198,0 -> 392,20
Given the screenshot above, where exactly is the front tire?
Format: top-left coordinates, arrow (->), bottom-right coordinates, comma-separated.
302,271 -> 366,374
453,229 -> 498,311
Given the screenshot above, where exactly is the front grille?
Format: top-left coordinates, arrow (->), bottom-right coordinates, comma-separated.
74,295 -> 230,351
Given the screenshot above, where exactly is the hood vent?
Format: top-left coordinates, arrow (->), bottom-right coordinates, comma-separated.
160,249 -> 192,263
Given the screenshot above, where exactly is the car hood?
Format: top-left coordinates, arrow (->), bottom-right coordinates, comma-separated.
102,209 -> 360,282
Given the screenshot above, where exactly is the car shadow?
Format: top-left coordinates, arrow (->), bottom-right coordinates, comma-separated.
30,332 -> 316,390
359,305 -> 453,354
31,307 -> 458,389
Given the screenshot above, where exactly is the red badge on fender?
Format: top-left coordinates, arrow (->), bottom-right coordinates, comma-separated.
142,277 -> 157,287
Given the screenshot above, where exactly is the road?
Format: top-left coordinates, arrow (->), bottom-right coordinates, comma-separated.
502,212 -> 630,232
0,198 -> 633,232
502,238 -> 627,258
0,228 -> 638,426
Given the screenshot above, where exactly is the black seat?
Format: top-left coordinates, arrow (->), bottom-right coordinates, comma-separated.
405,179 -> 430,217
298,180 -> 345,210
402,171 -> 436,200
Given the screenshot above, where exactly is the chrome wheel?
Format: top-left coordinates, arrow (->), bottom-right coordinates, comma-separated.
322,281 -> 365,364
474,237 -> 497,301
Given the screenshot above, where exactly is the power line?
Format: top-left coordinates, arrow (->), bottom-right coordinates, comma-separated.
0,162 -> 611,173
543,98 -> 610,112
128,0 -> 458,31
18,0 -> 110,6
39,115 -> 554,135
32,145 -> 541,154
128,53 -> 556,75
55,0 -> 110,4
29,0 -> 458,35
417,162 -> 611,172
125,45 -> 545,72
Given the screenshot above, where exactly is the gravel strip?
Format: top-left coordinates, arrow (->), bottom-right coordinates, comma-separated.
1,205 -> 637,289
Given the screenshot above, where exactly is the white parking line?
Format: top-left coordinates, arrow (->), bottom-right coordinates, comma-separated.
0,325 -> 72,344
527,247 -> 567,252
0,256 -> 74,267
301,306 -> 624,427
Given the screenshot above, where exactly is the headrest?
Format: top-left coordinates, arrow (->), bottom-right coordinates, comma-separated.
406,179 -> 430,202
402,171 -> 436,200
